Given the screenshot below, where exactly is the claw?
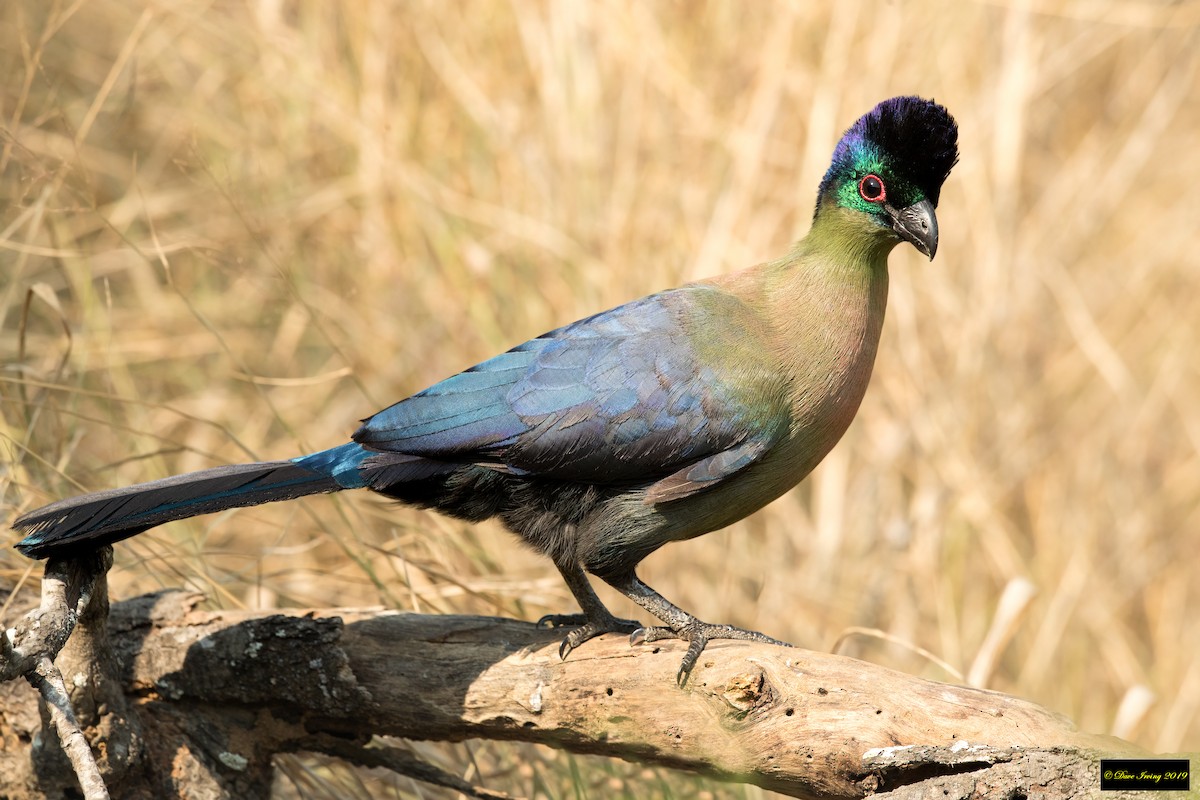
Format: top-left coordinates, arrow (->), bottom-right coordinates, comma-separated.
543,613 -> 642,661
676,634 -> 708,686
628,625 -> 676,646
558,636 -> 576,660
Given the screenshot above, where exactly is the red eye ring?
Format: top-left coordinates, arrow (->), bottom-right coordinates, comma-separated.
859,174 -> 886,203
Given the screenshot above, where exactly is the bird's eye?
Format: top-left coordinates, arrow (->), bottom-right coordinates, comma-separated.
858,174 -> 886,203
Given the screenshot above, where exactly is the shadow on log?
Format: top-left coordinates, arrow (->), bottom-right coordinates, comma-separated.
0,587 -> 1161,799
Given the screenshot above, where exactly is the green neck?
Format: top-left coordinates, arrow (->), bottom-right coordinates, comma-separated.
751,197 -> 892,367
799,197 -> 898,272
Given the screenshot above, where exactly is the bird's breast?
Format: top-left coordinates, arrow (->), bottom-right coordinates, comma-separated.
776,263 -> 888,476
643,262 -> 889,540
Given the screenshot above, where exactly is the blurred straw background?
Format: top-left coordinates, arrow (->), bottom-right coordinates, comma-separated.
2,1 -> 1198,797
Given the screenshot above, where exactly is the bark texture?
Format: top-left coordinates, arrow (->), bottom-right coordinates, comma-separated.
0,588 -> 1149,799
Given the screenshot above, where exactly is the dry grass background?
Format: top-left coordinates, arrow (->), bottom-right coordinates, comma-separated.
2,0 -> 1199,797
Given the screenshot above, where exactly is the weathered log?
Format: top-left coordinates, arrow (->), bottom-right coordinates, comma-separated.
0,585 -> 1148,799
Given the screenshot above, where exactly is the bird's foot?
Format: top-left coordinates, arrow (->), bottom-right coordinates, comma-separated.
630,622 -> 792,686
537,612 -> 641,660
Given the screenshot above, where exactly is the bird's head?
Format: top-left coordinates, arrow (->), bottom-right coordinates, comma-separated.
816,96 -> 959,260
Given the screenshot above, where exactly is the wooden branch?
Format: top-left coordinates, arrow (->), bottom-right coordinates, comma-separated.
26,656 -> 107,800
1,551 -> 115,800
0,588 -> 1145,799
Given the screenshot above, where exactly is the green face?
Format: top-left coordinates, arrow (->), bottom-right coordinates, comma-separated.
830,144 -> 926,225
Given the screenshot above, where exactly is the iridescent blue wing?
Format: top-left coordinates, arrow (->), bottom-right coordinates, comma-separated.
354,287 -> 788,501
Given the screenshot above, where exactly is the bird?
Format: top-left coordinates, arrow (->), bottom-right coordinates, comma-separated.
13,96 -> 958,684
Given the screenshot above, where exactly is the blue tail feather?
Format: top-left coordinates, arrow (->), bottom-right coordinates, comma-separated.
291,442 -> 371,489
13,443 -> 375,559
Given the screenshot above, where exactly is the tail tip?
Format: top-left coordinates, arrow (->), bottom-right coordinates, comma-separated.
13,528 -> 50,559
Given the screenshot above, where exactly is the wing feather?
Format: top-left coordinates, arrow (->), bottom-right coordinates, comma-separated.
353,287 -> 787,496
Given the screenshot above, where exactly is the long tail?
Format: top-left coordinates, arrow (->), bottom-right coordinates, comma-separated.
13,442 -> 372,559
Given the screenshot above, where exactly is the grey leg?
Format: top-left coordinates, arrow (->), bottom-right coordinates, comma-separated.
539,558 -> 641,659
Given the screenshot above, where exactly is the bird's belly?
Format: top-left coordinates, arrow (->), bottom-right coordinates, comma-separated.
666,424 -> 845,537
577,397 -> 864,580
